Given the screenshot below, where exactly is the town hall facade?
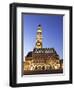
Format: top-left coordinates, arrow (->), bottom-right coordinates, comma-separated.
23,25 -> 63,75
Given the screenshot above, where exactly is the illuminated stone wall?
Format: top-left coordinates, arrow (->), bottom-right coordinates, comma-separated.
23,25 -> 63,72
24,48 -> 63,71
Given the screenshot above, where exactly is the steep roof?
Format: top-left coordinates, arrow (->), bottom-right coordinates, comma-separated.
26,51 -> 32,57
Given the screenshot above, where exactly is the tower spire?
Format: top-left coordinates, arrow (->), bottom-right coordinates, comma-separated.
35,24 -> 43,48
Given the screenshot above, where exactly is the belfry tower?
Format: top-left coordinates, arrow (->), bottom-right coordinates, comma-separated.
36,24 -> 43,48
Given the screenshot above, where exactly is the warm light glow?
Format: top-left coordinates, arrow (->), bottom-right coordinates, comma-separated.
30,67 -> 33,70
54,65 -> 58,69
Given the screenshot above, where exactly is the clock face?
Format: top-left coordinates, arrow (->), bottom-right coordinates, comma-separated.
37,42 -> 41,46
36,41 -> 42,46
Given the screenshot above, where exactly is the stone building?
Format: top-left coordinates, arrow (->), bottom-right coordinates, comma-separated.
23,25 -> 63,74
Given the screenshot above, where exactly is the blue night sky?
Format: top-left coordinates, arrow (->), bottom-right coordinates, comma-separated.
22,14 -> 63,59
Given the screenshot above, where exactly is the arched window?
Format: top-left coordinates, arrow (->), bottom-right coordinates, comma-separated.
38,66 -> 42,70
42,66 -> 45,70
35,66 -> 37,70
